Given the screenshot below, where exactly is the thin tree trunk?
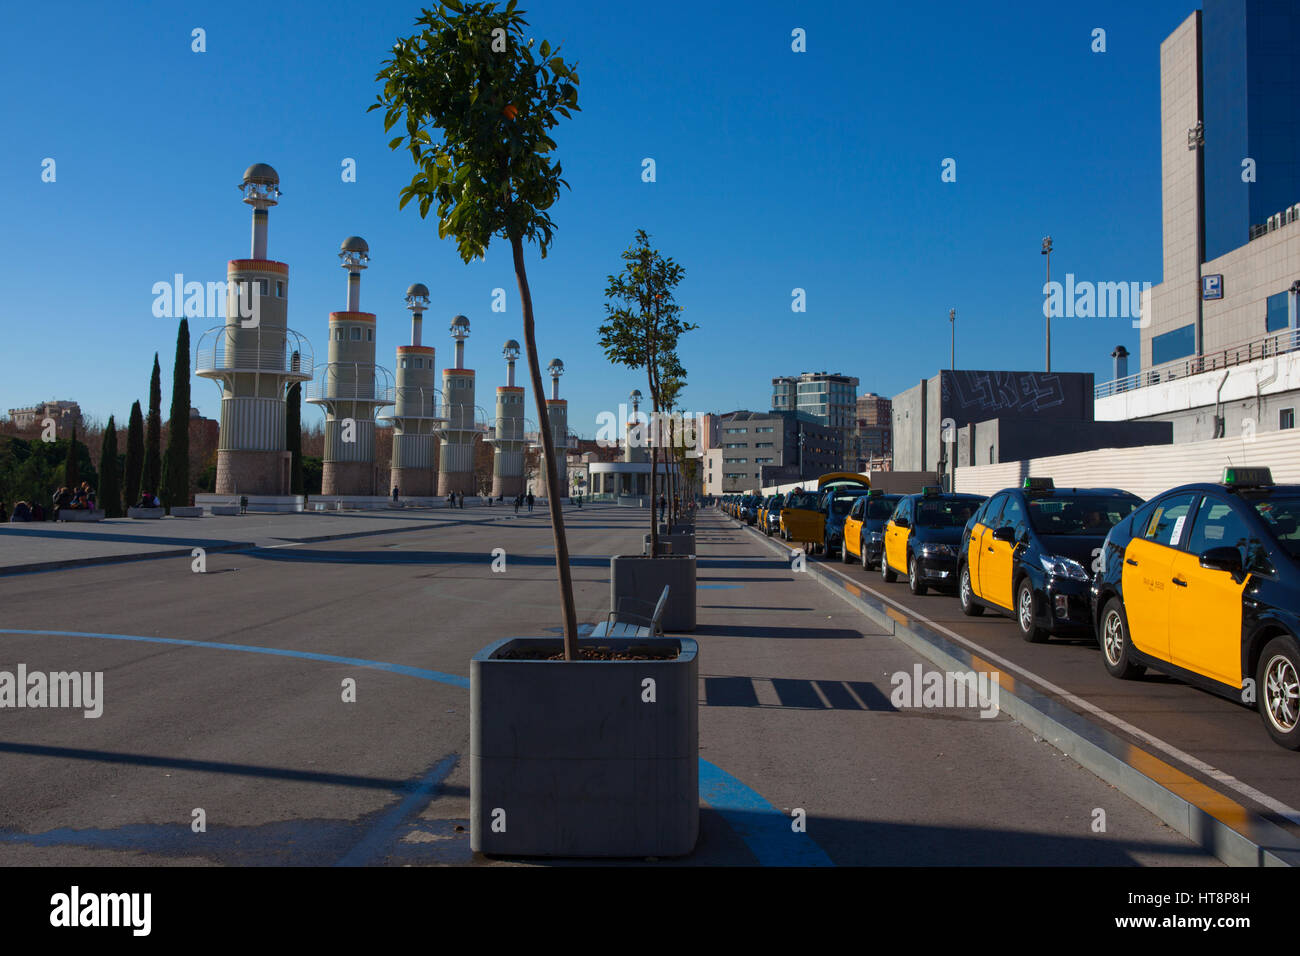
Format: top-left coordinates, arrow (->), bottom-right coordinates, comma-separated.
512,232 -> 579,657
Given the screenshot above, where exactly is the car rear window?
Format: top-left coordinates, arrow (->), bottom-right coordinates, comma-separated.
1027,496 -> 1140,535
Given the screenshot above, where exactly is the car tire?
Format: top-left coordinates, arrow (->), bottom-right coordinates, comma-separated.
881,551 -> 897,583
861,538 -> 871,571
908,554 -> 927,595
1258,636 -> 1300,750
1100,598 -> 1145,679
841,538 -> 852,564
959,564 -> 984,616
1017,579 -> 1049,643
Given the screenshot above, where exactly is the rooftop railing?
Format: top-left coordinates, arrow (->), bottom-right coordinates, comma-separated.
1095,326 -> 1300,399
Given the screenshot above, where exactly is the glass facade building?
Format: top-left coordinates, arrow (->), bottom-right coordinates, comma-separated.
1203,0 -> 1300,261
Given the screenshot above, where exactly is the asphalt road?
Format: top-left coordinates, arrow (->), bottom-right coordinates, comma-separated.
0,504 -> 1215,864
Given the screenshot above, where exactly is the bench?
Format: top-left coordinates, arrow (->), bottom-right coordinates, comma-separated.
590,585 -> 669,639
127,507 -> 166,519
58,509 -> 105,522
171,506 -> 204,517
210,505 -> 240,516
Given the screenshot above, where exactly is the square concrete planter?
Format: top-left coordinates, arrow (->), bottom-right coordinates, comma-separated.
127,507 -> 166,519
611,554 -> 696,632
471,636 -> 699,858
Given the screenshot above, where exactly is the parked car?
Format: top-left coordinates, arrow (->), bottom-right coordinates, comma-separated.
842,490 -> 903,569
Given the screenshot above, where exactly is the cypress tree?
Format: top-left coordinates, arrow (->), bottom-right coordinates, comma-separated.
123,400 -> 144,510
287,381 -> 304,494
63,424 -> 80,489
143,354 -> 162,498
160,319 -> 191,512
98,415 -> 122,517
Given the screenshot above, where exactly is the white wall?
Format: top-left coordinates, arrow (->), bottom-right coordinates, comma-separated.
953,429 -> 1300,500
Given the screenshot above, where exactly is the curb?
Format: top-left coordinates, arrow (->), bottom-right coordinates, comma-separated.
724,512 -> 1300,867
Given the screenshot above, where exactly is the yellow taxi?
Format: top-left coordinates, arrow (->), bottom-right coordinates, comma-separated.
880,487 -> 985,594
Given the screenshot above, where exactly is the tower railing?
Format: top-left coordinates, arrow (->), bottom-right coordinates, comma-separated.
379,385 -> 447,423
304,363 -> 395,405
195,326 -> 314,380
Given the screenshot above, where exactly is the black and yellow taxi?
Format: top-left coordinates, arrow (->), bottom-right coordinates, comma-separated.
841,490 -> 903,569
761,494 -> 784,536
880,487 -> 985,595
779,487 -> 825,547
820,486 -> 873,558
1091,467 -> 1300,749
958,477 -> 1143,642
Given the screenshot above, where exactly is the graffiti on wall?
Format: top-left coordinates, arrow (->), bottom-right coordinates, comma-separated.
944,371 -> 1070,418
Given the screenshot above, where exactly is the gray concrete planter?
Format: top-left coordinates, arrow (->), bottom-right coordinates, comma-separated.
470,636 -> 699,858
643,532 -> 695,557
611,554 -> 697,632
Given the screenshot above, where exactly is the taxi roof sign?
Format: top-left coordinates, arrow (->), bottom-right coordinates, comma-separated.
867,489 -> 884,497
921,485 -> 941,496
1222,466 -> 1273,488
1023,477 -> 1055,493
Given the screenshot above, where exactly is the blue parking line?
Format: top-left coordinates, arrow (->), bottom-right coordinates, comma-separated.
2,626 -> 832,866
335,753 -> 459,867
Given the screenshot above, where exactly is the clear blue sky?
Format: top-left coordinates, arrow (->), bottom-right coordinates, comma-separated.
0,0 -> 1198,437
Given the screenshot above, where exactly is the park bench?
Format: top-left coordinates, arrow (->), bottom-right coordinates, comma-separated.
58,509 -> 104,522
590,585 -> 669,639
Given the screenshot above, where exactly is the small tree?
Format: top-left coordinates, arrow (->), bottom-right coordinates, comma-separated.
160,319 -> 191,512
374,0 -> 583,654
63,425 -> 81,491
99,415 -> 122,517
287,382 -> 304,495
143,354 -> 162,498
123,400 -> 144,510
599,230 -> 695,555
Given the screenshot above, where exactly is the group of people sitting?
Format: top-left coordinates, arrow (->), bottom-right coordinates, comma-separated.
53,483 -> 96,516
2,500 -> 44,522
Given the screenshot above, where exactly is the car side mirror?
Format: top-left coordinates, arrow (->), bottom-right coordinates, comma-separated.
1200,546 -> 1243,579
992,526 -> 1016,543
894,517 -> 909,529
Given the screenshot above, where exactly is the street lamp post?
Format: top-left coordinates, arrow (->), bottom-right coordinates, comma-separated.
1041,236 -> 1053,372
949,308 -> 956,370
1188,121 -> 1205,367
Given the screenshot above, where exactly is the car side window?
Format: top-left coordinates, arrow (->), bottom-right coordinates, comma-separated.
999,495 -> 1027,535
1186,496 -> 1273,575
850,498 -> 865,520
982,493 -> 1008,528
1141,493 -> 1198,548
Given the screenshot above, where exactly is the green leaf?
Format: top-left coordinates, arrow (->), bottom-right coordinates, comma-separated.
389,136 -> 404,149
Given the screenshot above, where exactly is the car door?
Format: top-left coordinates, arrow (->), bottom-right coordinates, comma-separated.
844,497 -> 865,558
1121,492 -> 1198,662
968,493 -> 1007,601
886,499 -> 910,573
980,494 -> 1024,610
1168,495 -> 1255,686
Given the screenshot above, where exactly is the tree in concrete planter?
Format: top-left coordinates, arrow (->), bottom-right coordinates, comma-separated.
123,400 -> 144,511
373,0 -> 582,655
98,415 -> 122,518
660,368 -> 685,526
599,230 -> 695,556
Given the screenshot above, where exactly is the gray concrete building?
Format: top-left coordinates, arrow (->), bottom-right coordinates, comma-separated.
714,409 -> 840,492
771,371 -> 859,470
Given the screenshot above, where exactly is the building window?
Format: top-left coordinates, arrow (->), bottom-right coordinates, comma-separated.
1267,291 -> 1290,333
351,327 -> 362,341
415,358 -> 423,369
276,280 -> 284,297
1282,408 -> 1295,430
335,328 -> 344,341
1151,324 -> 1195,365
367,328 -> 374,342
400,358 -> 408,369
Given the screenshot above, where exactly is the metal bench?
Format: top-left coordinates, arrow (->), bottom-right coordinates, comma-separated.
590,585 -> 669,639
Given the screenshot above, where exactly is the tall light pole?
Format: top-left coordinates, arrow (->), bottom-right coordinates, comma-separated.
1041,236 -> 1053,372
949,308 -> 956,370
1188,120 -> 1205,367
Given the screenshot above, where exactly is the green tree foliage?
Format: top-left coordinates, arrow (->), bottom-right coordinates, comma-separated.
374,0 -> 583,653
160,319 -> 191,512
599,230 -> 695,553
64,424 -> 80,489
98,415 -> 123,517
143,354 -> 162,497
287,382 -> 304,495
123,400 -> 144,510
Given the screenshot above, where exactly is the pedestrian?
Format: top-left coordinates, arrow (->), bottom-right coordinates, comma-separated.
240,494 -> 248,515
514,494 -> 521,514
527,492 -> 534,513
392,486 -> 399,503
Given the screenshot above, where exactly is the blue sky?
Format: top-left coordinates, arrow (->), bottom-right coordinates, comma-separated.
0,0 -> 1199,437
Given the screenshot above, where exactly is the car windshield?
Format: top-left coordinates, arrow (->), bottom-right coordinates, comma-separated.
831,494 -> 866,516
784,492 -> 821,510
1027,495 -> 1140,535
1253,496 -> 1300,557
866,497 -> 900,519
915,498 -> 979,528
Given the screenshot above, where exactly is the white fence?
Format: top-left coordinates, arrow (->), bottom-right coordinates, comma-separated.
953,429 -> 1300,500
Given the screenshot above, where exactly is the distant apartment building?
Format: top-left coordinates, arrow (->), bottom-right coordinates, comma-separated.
711,409 -> 840,492
7,400 -> 82,432
855,392 -> 892,469
771,371 -> 859,469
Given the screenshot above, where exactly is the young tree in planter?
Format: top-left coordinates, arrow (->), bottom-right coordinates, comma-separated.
123,400 -> 144,511
286,382 -> 304,495
160,319 -> 191,512
373,0 -> 582,653
98,415 -> 122,518
599,230 -> 695,556
660,368 -> 685,526
143,354 -> 162,499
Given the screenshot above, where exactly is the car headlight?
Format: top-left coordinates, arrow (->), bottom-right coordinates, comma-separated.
921,543 -> 954,556
869,532 -> 883,542
1041,554 -> 1089,581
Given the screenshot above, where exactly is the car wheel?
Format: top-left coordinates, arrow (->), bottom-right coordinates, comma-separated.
959,564 -> 983,616
1100,598 -> 1144,679
881,551 -> 897,583
1258,637 -> 1300,750
841,538 -> 852,564
1017,579 -> 1049,643
908,554 -> 927,595
861,538 -> 871,571
824,535 -> 834,559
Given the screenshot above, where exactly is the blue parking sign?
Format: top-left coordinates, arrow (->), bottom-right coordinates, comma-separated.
1202,274 -> 1223,300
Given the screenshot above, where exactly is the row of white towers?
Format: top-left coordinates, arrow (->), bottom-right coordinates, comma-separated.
202,163 -> 570,499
